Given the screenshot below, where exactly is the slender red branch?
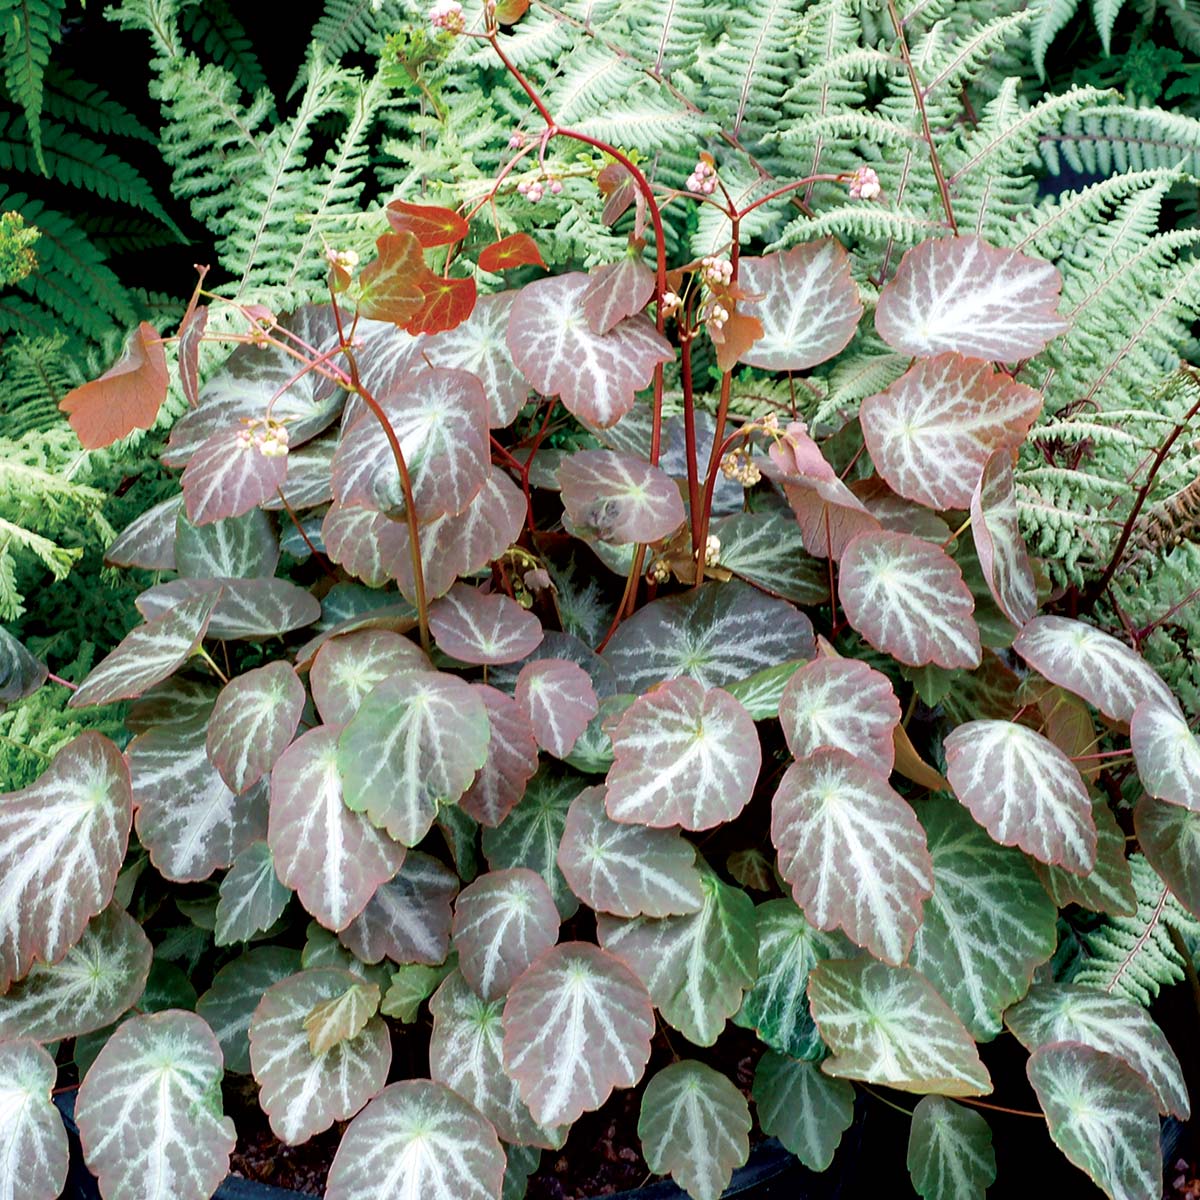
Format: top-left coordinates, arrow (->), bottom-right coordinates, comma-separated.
46,672 -> 78,691
679,336 -> 704,555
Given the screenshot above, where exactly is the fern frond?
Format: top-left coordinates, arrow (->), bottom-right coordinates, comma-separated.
1029,0 -> 1084,79
179,0 -> 269,95
0,0 -> 65,170
41,67 -> 157,143
1041,104 -> 1200,178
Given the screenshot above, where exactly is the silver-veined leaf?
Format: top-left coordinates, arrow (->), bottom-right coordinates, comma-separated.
215,841 -> 291,945
638,1061 -> 751,1200
181,423 -> 289,524
248,967 -> 391,1144
1012,616 -> 1176,723
557,450 -> 685,544
580,256 -> 656,336
105,495 -> 180,571
310,630 -> 428,727
461,685 -> 539,827
724,663 -> 804,721
206,661 -> 305,793
174,507 -> 279,579
126,676 -> 216,734
778,658 -> 900,776
752,1052 -> 854,1173
429,969 -> 563,1148
971,450 -> 1038,627
603,581 -> 815,693
196,946 -> 301,1074
324,1079 -> 505,1200
1007,984 -> 1188,1118
711,509 -> 828,605
778,470 -> 881,563
944,720 -> 1095,874
134,577 -> 320,640
1131,696 -> 1200,812
451,869 -> 559,1001
839,531 -> 981,670
261,434 -> 335,511
338,671 -> 490,846
1034,795 -> 1136,917
424,291 -> 528,427
76,1010 -> 236,1200
0,1038 -> 66,1200
1134,795 -> 1200,917
1027,1043 -> 1161,1200
0,906 -> 150,1042
269,726 -> 407,932
515,658 -> 599,759
598,868 -> 757,1046
503,1145 -> 540,1200
906,1096 -> 996,1200
69,594 -> 218,708
605,678 -> 760,830
339,852 -> 459,965
482,766 -> 583,918
736,241 -> 863,370
506,273 -> 673,428
557,785 -> 704,919
733,899 -> 850,1060
859,354 -> 1042,510
909,799 -> 1057,1041
771,749 -> 933,965
808,958 -> 992,1097
429,585 -> 543,666
332,367 -> 489,520
873,234 -> 1067,360
304,979 -> 381,1056
0,733 -> 132,991
502,941 -> 654,1127
0,628 -> 45,707
128,719 -> 267,882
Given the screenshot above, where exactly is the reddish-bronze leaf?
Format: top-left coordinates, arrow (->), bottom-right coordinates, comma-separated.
479,233 -> 545,273
59,322 -> 168,449
357,232 -> 431,326
408,275 -> 478,335
179,305 -> 208,409
385,199 -> 469,248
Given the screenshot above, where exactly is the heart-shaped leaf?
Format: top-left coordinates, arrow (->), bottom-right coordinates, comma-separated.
752,1052 -> 854,1172
206,662 -> 305,794
506,273 -> 673,428
0,733 -> 132,991
249,967 -> 391,1144
310,629 -> 428,727
603,581 -> 815,693
136,578 -> 320,640
0,627 -> 45,706
175,508 -> 279,579
736,241 -> 863,370
215,842 -> 291,946
1131,696 -> 1200,812
907,1096 -> 996,1200
461,685 -> 539,827
606,678 -> 761,830
478,233 -> 544,273
105,495 -> 182,571
325,1080 -> 506,1200
970,450 -> 1038,627
778,658 -> 900,776
502,942 -> 654,1127
639,1061 -> 751,1200
1012,617 -> 1177,723
332,367 -> 489,520
909,799 -> 1057,1041
339,671 -> 490,845
581,256 -> 656,336
181,423 -> 290,524
710,509 -> 828,605
1134,796 -> 1200,918
338,852 -> 458,965
0,1038 -> 67,1200
515,658 -> 599,760
1027,1043 -> 1161,1200
424,292 -> 529,427
429,969 -> 563,1149
874,235 -> 1067,361
70,594 -> 218,708
771,749 -> 933,965
452,869 -> 559,1001
196,947 -> 301,1074
430,585 -> 544,665
129,719 -> 267,882
598,868 -> 757,1046
269,727 -> 407,932
482,766 -> 581,918
385,198 -> 468,247
304,979 -> 381,1056
558,785 -> 704,919
1007,985 -> 1188,1118
408,274 -> 478,335
839,531 -> 981,670
558,450 -> 685,544
733,898 -> 850,1060
944,720 -> 1095,874
1035,795 -> 1136,917
76,1011 -> 236,1200
59,321 -> 168,449
860,354 -> 1043,510
0,906 -> 151,1042
357,231 -> 431,325
808,958 -> 992,1096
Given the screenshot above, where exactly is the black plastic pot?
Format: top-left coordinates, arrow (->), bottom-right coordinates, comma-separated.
53,1092 -> 852,1200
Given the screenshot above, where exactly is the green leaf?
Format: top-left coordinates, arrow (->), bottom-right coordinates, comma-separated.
380,958 -> 455,1023
215,842 -> 292,946
906,1096 -> 995,1200
303,979 -> 381,1056
752,1052 -> 854,1172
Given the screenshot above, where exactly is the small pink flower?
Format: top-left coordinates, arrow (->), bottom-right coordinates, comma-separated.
660,291 -> 682,316
523,568 -> 552,592
848,165 -> 881,200
429,0 -> 464,32
686,158 -> 718,196
508,132 -> 525,149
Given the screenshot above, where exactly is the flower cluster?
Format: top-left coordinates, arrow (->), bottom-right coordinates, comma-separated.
429,0 -> 465,32
848,165 -> 881,200
238,421 -> 290,458
703,534 -> 721,567
700,255 -> 732,288
686,155 -> 718,195
517,176 -> 563,204
720,448 -> 762,487
660,291 -> 682,316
